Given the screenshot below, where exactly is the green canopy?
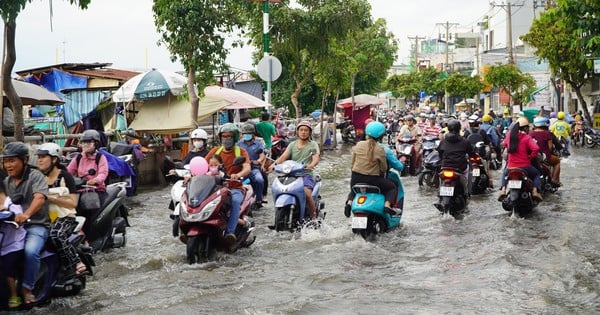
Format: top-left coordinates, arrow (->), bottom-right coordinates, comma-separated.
522,109 -> 540,123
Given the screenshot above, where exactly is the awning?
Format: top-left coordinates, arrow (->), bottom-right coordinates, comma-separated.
63,90 -> 109,126
529,85 -> 549,101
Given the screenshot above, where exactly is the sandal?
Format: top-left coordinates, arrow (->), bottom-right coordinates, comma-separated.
23,292 -> 36,305
8,296 -> 22,309
76,262 -> 89,276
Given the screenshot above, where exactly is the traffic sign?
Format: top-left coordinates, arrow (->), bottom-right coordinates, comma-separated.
257,55 -> 282,82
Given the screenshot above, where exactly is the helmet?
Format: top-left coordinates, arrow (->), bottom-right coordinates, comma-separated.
557,111 -> 565,120
503,109 -> 510,115
296,120 -> 313,134
533,116 -> 549,127
482,115 -> 493,123
36,142 -> 61,158
428,114 -> 436,119
447,119 -> 461,133
190,128 -> 208,140
517,116 -> 529,127
365,121 -> 386,139
81,129 -> 101,142
218,123 -> 240,142
241,123 -> 255,134
1,142 -> 29,159
404,114 -> 414,121
549,112 -> 556,118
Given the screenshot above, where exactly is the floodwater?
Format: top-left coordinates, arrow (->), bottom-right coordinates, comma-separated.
32,144 -> 599,314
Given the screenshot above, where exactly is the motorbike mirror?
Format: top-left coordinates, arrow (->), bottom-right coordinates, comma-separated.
9,193 -> 24,205
232,156 -> 247,166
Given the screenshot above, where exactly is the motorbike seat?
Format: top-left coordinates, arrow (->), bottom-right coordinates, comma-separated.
352,184 -> 381,194
103,185 -> 121,208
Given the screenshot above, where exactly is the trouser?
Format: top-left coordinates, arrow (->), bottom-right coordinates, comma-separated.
248,167 -> 265,202
49,216 -> 81,275
347,172 -> 398,206
22,225 -> 49,291
227,189 -> 243,234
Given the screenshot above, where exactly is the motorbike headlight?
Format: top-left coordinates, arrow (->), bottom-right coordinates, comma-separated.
404,146 -> 412,155
181,196 -> 221,222
281,164 -> 293,174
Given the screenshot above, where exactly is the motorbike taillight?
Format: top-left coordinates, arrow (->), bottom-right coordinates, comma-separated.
507,169 -> 527,180
441,170 -> 455,179
469,155 -> 481,163
357,196 -> 367,205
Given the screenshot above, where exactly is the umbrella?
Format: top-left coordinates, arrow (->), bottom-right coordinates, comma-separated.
337,94 -> 383,109
112,69 -> 188,102
3,79 -> 64,105
204,85 -> 269,109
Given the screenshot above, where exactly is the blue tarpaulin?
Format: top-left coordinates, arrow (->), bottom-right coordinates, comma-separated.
24,69 -> 87,95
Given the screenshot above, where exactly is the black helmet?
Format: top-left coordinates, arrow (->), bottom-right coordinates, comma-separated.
1,142 -> 30,159
447,119 -> 461,134
81,129 -> 101,142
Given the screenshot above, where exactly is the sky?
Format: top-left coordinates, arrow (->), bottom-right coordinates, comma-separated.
8,0 -> 495,75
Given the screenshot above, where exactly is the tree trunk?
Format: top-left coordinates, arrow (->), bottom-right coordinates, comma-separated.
318,87 -> 328,151
187,67 -> 199,123
291,81 -> 302,119
2,21 -> 24,142
573,86 -> 592,124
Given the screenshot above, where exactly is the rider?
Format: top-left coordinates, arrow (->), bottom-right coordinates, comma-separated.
498,117 -> 543,202
397,114 -> 422,175
550,111 -> 572,156
67,129 -> 109,197
2,142 -> 49,306
205,123 -> 251,245
435,120 -> 475,202
270,121 -> 320,220
422,114 -> 442,138
182,128 -> 209,164
237,123 -> 266,207
529,116 -> 562,186
255,112 -> 277,156
344,122 -> 398,217
480,114 -> 502,164
36,143 -> 87,277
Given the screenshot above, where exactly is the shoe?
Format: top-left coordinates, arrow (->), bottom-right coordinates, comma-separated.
8,296 -> 21,309
391,207 -> 403,216
532,190 -> 543,202
262,199 -> 268,204
344,204 -> 351,218
224,233 -> 237,246
497,189 -> 507,202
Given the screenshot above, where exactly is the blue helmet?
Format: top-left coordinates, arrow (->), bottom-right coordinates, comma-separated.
365,121 -> 386,139
533,116 -> 549,127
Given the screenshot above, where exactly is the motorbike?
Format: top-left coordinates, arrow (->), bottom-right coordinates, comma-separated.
583,127 -> 600,148
271,135 -> 290,161
0,211 -> 94,310
420,135 -> 439,161
269,160 -> 325,232
500,168 -> 538,217
434,167 -> 468,218
418,150 -> 440,188
167,168 -> 191,237
469,149 -> 490,195
178,157 -> 256,264
338,120 -> 356,144
77,181 -> 129,253
350,170 -> 403,240
395,134 -> 419,176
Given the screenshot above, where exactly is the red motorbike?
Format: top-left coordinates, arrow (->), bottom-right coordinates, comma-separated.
178,162 -> 256,264
395,134 -> 420,176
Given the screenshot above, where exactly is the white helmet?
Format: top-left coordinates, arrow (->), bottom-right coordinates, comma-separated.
190,128 -> 208,140
36,142 -> 62,158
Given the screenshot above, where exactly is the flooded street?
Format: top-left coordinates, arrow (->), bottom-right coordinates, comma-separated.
34,144 -> 599,314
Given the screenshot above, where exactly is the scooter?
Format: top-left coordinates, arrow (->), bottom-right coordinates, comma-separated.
270,160 -> 325,232
77,181 -> 129,253
420,135 -> 439,160
178,157 -> 256,264
167,168 -> 191,237
418,150 -> 440,188
0,211 -> 94,310
501,168 -> 538,217
434,167 -> 468,219
395,134 -> 419,176
338,120 -> 356,144
350,169 -> 403,240
469,152 -> 490,195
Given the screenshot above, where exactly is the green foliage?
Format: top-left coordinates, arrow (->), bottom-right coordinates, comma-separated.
0,0 -> 90,21
385,68 -> 445,102
444,73 -> 485,100
484,63 -> 534,105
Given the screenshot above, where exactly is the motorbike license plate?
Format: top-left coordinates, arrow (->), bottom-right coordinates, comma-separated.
439,186 -> 454,196
472,168 -> 480,177
508,180 -> 522,189
351,216 -> 368,229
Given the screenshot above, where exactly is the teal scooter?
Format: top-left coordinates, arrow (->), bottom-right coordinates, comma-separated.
350,169 -> 403,240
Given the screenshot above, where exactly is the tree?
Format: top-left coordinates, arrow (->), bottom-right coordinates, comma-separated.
153,0 -> 247,121
484,63 -> 535,108
385,69 -> 446,106
521,0 -> 599,122
0,0 -> 90,142
444,73 -> 485,103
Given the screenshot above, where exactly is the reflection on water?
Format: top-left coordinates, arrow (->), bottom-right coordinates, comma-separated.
32,146 -> 599,314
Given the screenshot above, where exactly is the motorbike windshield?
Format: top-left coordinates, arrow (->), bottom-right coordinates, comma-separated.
187,175 -> 217,208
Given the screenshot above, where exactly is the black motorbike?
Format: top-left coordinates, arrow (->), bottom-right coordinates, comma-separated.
501,168 -> 539,217
434,167 -> 468,219
418,150 -> 440,188
338,120 -> 356,144
469,153 -> 490,195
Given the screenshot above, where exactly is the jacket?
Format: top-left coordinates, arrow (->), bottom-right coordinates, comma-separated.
351,140 -> 387,176
437,132 -> 474,171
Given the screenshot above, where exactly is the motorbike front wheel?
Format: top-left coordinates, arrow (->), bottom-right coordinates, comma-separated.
186,235 -> 209,264
274,206 -> 290,232
584,135 -> 596,148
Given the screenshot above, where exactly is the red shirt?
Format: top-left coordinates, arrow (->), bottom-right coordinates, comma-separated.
529,130 -> 553,157
503,132 -> 539,168
205,146 -> 250,189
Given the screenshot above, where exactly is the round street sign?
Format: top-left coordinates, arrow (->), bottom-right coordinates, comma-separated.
257,55 -> 282,82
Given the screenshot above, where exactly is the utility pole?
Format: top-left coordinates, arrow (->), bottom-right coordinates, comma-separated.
436,21 -> 458,113
407,35 -> 425,72
491,1 -> 523,64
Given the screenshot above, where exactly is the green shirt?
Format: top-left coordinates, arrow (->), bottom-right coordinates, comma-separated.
255,121 -> 277,148
284,140 -> 319,174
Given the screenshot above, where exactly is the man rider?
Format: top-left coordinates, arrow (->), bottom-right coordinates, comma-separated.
270,121 -> 320,220
480,114 -> 502,164
205,123 -> 251,245
550,111 -> 572,156
237,123 -> 266,207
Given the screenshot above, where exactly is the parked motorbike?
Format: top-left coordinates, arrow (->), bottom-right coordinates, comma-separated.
77,181 -> 129,253
178,157 -> 256,264
434,167 -> 468,218
395,134 -> 419,176
350,170 -> 403,240
338,120 -> 356,144
500,168 -> 538,217
418,150 -> 440,188
0,211 -> 94,310
269,160 -> 325,232
583,127 -> 600,148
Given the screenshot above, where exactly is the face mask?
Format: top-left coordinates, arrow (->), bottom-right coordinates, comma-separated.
208,166 -> 220,175
192,140 -> 204,149
222,138 -> 234,149
242,134 -> 253,141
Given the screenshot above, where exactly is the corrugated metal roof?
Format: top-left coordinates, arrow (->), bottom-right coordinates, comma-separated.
68,68 -> 140,81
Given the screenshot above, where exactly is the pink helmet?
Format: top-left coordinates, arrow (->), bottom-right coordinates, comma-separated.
296,121 -> 312,134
